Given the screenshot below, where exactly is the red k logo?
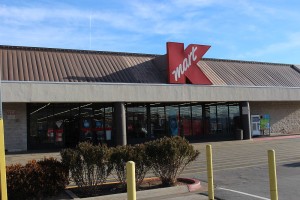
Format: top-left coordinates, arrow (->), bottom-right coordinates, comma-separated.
167,42 -> 212,84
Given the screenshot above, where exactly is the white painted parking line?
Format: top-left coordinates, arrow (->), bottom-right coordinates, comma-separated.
218,187 -> 270,200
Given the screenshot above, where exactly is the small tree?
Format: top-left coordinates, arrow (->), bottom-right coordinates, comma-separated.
145,136 -> 199,186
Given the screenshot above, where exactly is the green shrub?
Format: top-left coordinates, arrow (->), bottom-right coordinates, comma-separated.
145,136 -> 200,186
60,142 -> 113,193
110,144 -> 151,188
6,158 -> 68,200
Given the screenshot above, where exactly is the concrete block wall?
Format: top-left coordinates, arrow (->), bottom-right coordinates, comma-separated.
3,103 -> 27,152
250,101 -> 300,134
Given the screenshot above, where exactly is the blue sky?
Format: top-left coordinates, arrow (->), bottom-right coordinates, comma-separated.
1,0 -> 300,64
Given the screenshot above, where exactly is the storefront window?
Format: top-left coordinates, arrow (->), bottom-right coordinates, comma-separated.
28,102 -> 241,149
80,103 -> 94,142
29,103 -> 52,147
126,105 -> 147,139
191,105 -> 203,136
104,107 -> 113,142
166,105 -> 179,136
150,105 -> 166,138
93,106 -> 105,144
204,104 -> 217,135
50,104 -> 73,147
28,103 -> 113,149
65,104 -> 80,148
217,104 -> 229,135
229,104 -> 241,134
179,105 -> 192,136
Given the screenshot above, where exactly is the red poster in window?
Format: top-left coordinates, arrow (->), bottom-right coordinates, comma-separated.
182,119 -> 192,136
55,129 -> 63,142
193,120 -> 203,135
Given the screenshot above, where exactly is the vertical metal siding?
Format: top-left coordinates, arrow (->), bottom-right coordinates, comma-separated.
87,54 -> 105,82
12,50 -> 19,81
43,51 -> 55,82
92,54 -> 112,82
35,51 -> 47,81
203,59 -> 300,87
63,52 -> 80,82
67,53 -> 86,82
17,51 -> 25,81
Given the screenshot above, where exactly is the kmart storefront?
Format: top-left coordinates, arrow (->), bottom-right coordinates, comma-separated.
2,42 -> 300,151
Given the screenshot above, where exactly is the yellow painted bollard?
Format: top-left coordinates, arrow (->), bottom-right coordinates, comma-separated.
268,150 -> 278,200
126,161 -> 136,200
206,145 -> 214,200
0,119 -> 7,200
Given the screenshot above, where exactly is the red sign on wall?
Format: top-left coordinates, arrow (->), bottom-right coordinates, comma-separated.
167,42 -> 212,84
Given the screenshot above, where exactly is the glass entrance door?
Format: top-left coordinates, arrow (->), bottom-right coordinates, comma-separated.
251,115 -> 261,136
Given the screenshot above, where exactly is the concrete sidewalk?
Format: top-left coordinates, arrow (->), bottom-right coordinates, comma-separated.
67,186 -> 209,200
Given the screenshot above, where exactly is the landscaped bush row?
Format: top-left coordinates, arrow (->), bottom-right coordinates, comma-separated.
6,157 -> 69,200
61,136 -> 200,192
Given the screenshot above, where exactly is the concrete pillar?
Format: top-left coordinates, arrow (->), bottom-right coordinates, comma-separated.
146,105 -> 151,138
241,101 -> 251,140
114,102 -> 127,146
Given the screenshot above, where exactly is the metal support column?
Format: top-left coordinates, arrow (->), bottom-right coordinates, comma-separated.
146,105 -> 151,138
241,101 -> 251,140
114,102 -> 127,146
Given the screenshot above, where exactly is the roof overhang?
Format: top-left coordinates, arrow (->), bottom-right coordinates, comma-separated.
2,81 -> 300,103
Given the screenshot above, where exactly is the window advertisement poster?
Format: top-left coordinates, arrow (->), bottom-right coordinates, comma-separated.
94,120 -> 105,141
260,114 -> 270,134
81,118 -> 92,141
55,129 -> 63,142
47,128 -> 55,142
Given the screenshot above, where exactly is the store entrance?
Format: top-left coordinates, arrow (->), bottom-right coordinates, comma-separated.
64,118 -> 80,148
251,115 -> 261,136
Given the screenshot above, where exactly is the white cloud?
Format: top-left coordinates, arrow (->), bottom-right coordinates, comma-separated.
236,32 -> 300,60
172,0 -> 217,8
1,0 -> 300,63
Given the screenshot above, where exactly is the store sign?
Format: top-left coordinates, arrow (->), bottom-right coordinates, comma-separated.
167,42 -> 212,84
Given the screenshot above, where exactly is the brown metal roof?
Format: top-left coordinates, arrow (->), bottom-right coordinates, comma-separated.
0,45 -> 166,83
201,58 -> 300,87
1,45 -> 300,87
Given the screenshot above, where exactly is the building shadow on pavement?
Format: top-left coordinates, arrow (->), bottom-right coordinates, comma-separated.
283,162 -> 300,167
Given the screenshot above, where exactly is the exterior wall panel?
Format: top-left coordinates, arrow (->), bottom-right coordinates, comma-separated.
2,82 -> 300,103
3,103 -> 27,152
250,102 -> 300,134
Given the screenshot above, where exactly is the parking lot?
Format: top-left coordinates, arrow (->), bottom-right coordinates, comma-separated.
183,136 -> 300,199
